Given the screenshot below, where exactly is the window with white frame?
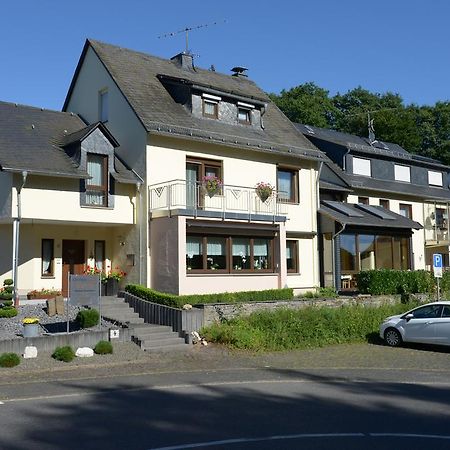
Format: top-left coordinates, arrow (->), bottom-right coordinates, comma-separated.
428,170 -> 443,186
85,153 -> 108,207
352,157 -> 371,176
202,93 -> 221,119
394,164 -> 411,183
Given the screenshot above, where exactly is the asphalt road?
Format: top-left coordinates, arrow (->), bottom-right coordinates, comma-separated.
1,343 -> 450,450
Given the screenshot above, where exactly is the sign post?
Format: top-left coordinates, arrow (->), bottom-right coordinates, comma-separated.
433,253 -> 443,301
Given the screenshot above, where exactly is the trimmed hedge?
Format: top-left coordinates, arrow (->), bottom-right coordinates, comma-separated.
125,285 -> 294,308
355,269 -> 434,295
76,309 -> 100,328
0,352 -> 20,368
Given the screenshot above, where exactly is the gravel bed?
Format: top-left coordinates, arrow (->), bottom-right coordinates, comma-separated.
0,303 -> 110,340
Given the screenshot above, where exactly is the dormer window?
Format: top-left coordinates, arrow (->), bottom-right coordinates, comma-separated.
394,164 -> 410,183
237,102 -> 254,125
202,93 -> 221,119
86,153 -> 108,207
428,170 -> 443,186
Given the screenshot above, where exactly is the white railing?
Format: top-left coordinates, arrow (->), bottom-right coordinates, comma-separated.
149,179 -> 288,219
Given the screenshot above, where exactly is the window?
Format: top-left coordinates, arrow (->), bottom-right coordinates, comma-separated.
286,240 -> 298,273
238,107 -> 251,124
202,93 -> 220,119
99,90 -> 108,122
352,157 -> 371,176
399,203 -> 412,219
94,240 -> 105,271
41,239 -> 54,277
379,199 -> 390,209
428,170 -> 443,186
186,234 -> 274,273
394,164 -> 410,183
358,197 -> 369,205
86,153 -> 108,207
409,304 -> 442,319
277,168 -> 298,203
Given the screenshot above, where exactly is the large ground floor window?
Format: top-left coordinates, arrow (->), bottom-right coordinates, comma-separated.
186,234 -> 274,273
340,232 -> 410,273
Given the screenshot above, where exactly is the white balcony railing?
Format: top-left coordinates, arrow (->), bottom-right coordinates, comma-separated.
149,179 -> 288,220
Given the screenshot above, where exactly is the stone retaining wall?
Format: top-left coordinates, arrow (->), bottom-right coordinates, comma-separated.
200,294 -> 431,326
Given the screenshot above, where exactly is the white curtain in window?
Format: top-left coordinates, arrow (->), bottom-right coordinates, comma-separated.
95,241 -> 105,270
278,171 -> 292,198
207,237 -> 225,255
286,244 -> 292,259
232,238 -> 250,256
186,237 -> 202,258
42,240 -> 52,274
87,156 -> 103,186
254,239 -> 269,256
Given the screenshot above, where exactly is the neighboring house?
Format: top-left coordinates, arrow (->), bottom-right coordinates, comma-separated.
0,102 -> 140,296
63,39 -> 326,295
296,124 -> 450,289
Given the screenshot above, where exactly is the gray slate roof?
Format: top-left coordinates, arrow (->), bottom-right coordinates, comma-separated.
0,101 -> 138,183
296,123 -> 448,169
64,40 -> 324,162
320,201 -> 423,230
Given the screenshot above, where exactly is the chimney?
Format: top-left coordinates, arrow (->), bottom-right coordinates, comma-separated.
231,66 -> 248,77
171,52 -> 194,70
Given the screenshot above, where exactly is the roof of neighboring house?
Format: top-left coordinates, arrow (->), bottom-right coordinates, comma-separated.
0,101 -> 139,183
295,123 -> 449,169
320,200 -> 423,230
64,39 -> 324,162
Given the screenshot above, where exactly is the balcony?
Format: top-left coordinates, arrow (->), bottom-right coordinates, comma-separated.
424,202 -> 450,244
149,179 -> 288,222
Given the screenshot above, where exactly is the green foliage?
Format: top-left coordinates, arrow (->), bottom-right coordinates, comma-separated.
2,301 -> 13,307
0,307 -> 18,318
302,287 -> 338,299
202,302 -> 417,351
0,352 -> 20,368
355,270 -> 434,295
270,83 -> 450,166
76,309 -> 100,328
52,346 -> 75,363
3,279 -> 13,286
94,340 -> 113,355
125,285 -> 294,308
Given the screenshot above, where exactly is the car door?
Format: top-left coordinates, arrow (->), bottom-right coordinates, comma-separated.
402,304 -> 443,344
433,305 -> 450,346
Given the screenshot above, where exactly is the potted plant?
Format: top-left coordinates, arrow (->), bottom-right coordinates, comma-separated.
84,266 -> 107,296
23,317 -> 40,338
202,175 -> 222,198
255,181 -> 274,203
105,267 -> 126,296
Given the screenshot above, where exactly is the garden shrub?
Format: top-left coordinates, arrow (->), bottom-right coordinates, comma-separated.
355,270 -> 434,295
0,307 -> 18,318
76,309 -> 100,328
3,279 -> 13,286
94,340 -> 113,355
302,287 -> 338,299
125,284 -> 294,308
52,346 -> 75,362
0,352 -> 20,368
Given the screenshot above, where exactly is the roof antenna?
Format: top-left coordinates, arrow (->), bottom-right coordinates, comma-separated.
158,20 -> 226,54
368,113 -> 377,145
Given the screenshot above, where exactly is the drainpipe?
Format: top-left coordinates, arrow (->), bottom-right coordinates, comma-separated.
12,171 -> 27,307
314,161 -> 323,287
332,221 -> 346,290
136,182 -> 143,285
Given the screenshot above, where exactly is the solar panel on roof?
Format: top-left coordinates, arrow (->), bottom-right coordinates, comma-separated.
322,201 -> 364,217
355,204 -> 396,220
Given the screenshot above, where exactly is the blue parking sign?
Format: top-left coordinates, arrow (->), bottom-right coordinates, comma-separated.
433,253 -> 443,278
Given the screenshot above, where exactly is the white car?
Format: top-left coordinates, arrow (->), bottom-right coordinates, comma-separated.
380,301 -> 450,347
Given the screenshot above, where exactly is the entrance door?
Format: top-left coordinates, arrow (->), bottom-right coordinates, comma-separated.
62,240 -> 85,296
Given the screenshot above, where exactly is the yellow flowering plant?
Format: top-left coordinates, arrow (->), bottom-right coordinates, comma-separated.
23,317 -> 39,325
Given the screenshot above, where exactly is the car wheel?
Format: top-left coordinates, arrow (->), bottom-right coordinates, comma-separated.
384,328 -> 402,347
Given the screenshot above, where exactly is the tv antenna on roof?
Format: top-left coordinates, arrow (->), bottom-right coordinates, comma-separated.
158,20 -> 226,54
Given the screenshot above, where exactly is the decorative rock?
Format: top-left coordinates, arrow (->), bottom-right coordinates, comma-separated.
75,347 -> 94,358
23,346 -> 38,359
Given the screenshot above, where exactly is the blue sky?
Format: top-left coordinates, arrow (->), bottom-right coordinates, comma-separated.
1,0 -> 449,111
